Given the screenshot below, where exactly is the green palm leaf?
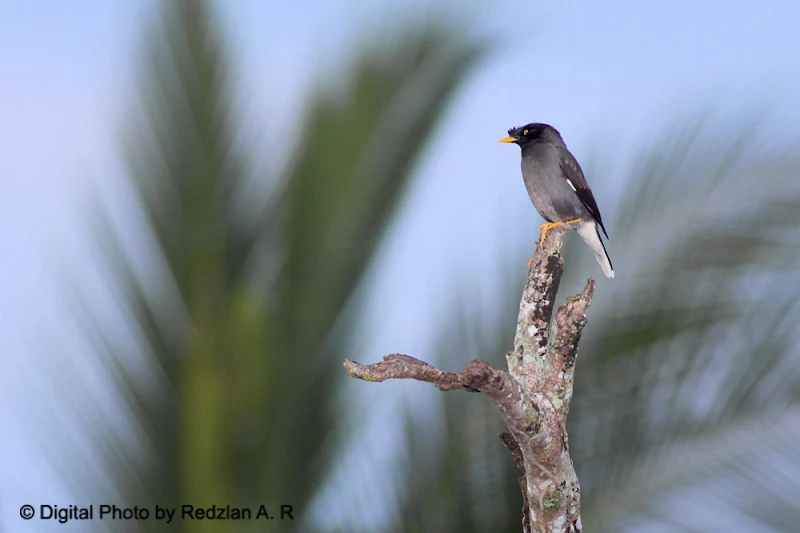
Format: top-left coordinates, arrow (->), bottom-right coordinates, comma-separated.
53,1 -> 482,532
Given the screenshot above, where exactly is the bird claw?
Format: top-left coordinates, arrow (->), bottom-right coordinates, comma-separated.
537,223 -> 550,245
537,219 -> 581,245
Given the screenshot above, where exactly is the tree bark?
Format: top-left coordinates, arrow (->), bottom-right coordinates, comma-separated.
343,228 -> 595,533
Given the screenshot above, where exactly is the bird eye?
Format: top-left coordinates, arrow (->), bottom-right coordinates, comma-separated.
523,129 -> 528,136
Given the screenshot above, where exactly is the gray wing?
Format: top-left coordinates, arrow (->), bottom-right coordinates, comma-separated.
558,147 -> 609,239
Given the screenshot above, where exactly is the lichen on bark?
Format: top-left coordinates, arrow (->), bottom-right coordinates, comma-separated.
343,227 -> 596,533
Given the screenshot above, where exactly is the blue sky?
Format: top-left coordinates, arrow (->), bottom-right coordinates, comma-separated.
2,0 -> 800,531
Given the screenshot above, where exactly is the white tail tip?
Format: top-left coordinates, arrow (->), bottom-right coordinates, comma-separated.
576,221 -> 615,279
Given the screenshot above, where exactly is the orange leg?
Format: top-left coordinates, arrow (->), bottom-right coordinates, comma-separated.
538,218 -> 581,245
528,219 -> 582,267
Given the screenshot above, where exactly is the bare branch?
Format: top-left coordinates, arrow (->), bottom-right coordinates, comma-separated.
546,278 -> 595,413
507,229 -> 565,384
344,354 -> 467,391
344,356 -> 537,435
343,227 -> 596,533
510,228 -> 592,533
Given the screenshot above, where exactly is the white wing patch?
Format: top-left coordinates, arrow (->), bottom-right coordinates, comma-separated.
566,178 -> 577,192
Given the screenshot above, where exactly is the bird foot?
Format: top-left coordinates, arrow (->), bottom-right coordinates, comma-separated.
537,219 -> 581,245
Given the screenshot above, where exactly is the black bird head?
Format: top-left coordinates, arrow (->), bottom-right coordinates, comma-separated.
499,123 -> 563,147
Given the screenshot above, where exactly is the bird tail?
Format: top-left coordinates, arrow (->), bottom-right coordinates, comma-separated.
576,221 -> 615,279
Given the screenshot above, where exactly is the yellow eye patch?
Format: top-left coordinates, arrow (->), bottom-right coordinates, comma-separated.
523,129 -> 529,135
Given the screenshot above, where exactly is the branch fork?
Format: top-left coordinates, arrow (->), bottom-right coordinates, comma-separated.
344,228 -> 595,533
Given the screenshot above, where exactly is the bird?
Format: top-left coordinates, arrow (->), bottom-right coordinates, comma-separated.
499,123 -> 614,278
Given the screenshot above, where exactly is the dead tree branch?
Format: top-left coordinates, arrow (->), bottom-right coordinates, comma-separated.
343,228 -> 595,533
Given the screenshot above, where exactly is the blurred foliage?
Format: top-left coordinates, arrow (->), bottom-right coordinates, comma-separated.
374,114 -> 800,533
64,1 -> 482,532
57,1 -> 800,532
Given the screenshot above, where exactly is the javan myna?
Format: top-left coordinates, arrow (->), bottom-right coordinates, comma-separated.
500,123 -> 614,278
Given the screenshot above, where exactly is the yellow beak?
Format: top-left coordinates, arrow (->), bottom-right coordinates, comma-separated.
498,136 -> 517,143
